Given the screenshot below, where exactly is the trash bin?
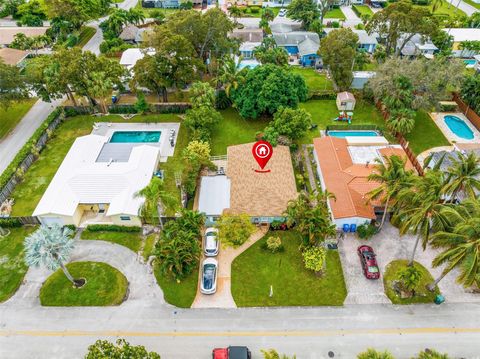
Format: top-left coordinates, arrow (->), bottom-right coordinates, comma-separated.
434,294 -> 445,305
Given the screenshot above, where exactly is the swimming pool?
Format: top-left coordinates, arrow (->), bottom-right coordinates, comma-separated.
464,59 -> 476,66
328,130 -> 380,138
443,115 -> 474,140
110,131 -> 161,143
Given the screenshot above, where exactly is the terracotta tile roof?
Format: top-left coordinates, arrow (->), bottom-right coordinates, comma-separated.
225,143 -> 297,217
313,137 -> 411,220
0,48 -> 28,65
378,147 -> 415,171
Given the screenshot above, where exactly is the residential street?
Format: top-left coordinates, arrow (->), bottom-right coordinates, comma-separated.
446,0 -> 479,17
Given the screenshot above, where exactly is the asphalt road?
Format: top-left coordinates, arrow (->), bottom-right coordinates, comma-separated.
1,302 -> 480,358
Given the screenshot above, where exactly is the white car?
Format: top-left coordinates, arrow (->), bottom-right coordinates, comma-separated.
204,227 -> 219,257
278,8 -> 287,17
200,258 -> 218,295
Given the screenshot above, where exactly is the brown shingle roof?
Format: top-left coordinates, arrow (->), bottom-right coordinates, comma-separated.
230,29 -> 264,43
0,48 -> 28,65
225,143 -> 297,217
0,27 -> 49,45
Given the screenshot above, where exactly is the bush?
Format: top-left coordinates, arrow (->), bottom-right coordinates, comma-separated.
134,92 -> 150,114
108,104 -> 137,114
357,222 -> 377,240
216,214 -> 256,247
266,236 -> 283,253
250,6 -> 261,13
0,218 -> 22,227
331,21 -> 340,28
85,224 -> 141,233
215,89 -> 232,110
439,103 -> 457,112
302,246 -> 326,273
63,224 -> 76,231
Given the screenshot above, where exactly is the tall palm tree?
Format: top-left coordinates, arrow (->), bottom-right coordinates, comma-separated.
24,225 -> 82,287
396,170 -> 449,266
428,200 -> 480,290
126,8 -> 145,26
135,177 -> 177,225
218,56 -> 245,97
367,154 -> 414,230
443,152 -> 480,202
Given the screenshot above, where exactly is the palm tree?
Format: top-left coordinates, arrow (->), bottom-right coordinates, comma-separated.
428,200 -> 480,290
443,152 -> 480,202
261,349 -> 296,359
387,108 -> 416,136
367,154 -> 414,230
135,177 -> 177,225
398,265 -> 422,297
396,170 -> 449,266
24,225 -> 83,287
218,56 -> 245,97
126,8 -> 146,26
228,5 -> 242,25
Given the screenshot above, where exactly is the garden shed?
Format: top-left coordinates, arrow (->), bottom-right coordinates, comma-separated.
336,92 -> 356,111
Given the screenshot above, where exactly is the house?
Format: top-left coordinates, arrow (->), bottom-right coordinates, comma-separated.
239,41 -> 261,59
324,29 -> 378,54
351,71 -> 376,90
119,48 -> 155,71
119,25 -> 141,44
230,29 -> 264,44
0,48 -> 29,67
0,26 -> 50,46
32,133 -> 162,227
336,92 -> 356,111
272,32 -> 320,67
312,136 -> 413,229
397,33 -> 438,58
442,28 -> 480,58
196,143 -> 298,225
142,0 -> 180,8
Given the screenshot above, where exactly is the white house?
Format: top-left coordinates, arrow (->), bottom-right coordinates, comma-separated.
443,28 -> 480,58
119,48 -> 155,71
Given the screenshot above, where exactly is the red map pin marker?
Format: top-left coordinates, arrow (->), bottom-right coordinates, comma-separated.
252,140 -> 273,173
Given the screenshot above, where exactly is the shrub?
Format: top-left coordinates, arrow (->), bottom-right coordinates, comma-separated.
63,224 -> 76,231
250,6 -> 261,13
0,218 -> 22,227
357,222 -> 377,240
302,246 -> 326,273
439,103 -> 457,112
331,21 -> 340,28
134,92 -> 150,114
216,214 -> 256,247
215,89 -> 232,110
266,236 -> 282,253
108,104 -> 137,114
85,224 -> 141,233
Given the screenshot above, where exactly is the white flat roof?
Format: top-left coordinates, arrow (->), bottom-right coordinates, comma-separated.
198,176 -> 231,216
443,28 -> 480,42
33,134 -> 160,217
119,48 -> 155,69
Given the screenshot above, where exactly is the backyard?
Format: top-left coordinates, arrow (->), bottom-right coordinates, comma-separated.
231,231 -> 347,307
0,226 -> 35,303
405,110 -> 450,155
154,263 -> 198,308
291,67 -> 334,96
0,99 -> 36,140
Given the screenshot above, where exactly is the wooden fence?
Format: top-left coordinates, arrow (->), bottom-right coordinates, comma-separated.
452,93 -> 480,132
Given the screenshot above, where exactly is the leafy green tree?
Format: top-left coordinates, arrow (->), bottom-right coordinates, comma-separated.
367,155 -> 414,230
366,1 -> 439,56
319,28 -> 359,90
184,106 -> 222,142
373,44 -> 386,64
357,348 -> 395,359
460,75 -> 480,114
135,177 -> 177,223
287,0 -> 320,29
182,141 -> 213,197
317,0 -> 334,25
217,56 -> 246,96
16,0 -> 46,26
354,50 -> 370,71
24,225 -> 81,287
387,109 -> 415,136
398,265 -> 422,297
189,81 -> 216,109
228,5 -> 242,25
85,339 -> 161,359
261,348 -> 296,359
254,39 -> 289,66
45,0 -> 112,29
302,246 -> 326,273
0,60 -> 29,109
263,107 -> 312,145
231,64 -> 307,119
216,213 -> 256,247
443,152 -> 480,201
431,30 -> 453,57
134,91 -> 149,114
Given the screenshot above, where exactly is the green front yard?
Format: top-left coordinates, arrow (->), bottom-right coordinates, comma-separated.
352,4 -> 373,17
405,111 -> 450,155
80,229 -> 144,253
414,0 -> 466,16
0,99 -> 36,140
154,263 -> 198,308
383,260 -> 439,305
231,231 -> 347,307
39,261 -> 128,306
324,7 -> 346,20
0,227 -> 35,303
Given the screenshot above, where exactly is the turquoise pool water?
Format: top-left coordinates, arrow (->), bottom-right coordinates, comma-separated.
328,130 -> 379,138
464,59 -> 476,66
443,115 -> 474,140
110,131 -> 161,143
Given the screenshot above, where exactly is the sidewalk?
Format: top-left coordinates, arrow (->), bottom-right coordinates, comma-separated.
340,6 -> 362,28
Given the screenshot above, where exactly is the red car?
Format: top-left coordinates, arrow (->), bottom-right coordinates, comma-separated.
357,245 -> 380,279
213,346 -> 251,359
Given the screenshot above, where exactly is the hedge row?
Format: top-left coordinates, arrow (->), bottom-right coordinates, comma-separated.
0,218 -> 22,227
85,224 -> 141,232
0,107 -> 63,190
108,103 -> 191,114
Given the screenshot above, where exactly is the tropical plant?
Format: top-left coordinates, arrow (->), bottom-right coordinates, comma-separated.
261,348 -> 296,359
263,107 -> 312,146
367,154 -> 414,230
286,0 -> 320,29
135,177 -> 178,223
414,349 -> 450,359
216,213 -> 256,247
183,106 -> 222,142
217,56 -> 245,96
398,265 -> 422,297
228,5 -> 242,25
24,225 -> 82,287
460,75 -> 480,116
134,91 -> 149,114
302,246 -> 326,274
86,338 -> 161,359
443,152 -> 480,201
357,348 -> 395,359
266,236 -> 282,253
189,81 -> 216,109
0,60 -> 29,109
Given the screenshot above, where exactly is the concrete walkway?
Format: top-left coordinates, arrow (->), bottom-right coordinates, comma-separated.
5,240 -> 165,308
192,227 -> 268,308
340,6 -> 362,28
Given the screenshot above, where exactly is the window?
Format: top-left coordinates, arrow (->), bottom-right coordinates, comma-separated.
341,101 -> 347,107
120,216 -> 131,221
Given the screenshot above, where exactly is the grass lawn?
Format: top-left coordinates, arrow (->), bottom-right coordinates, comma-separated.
0,99 -> 36,140
324,8 -> 346,20
415,0 -> 466,16
231,231 -> 347,306
298,99 -> 386,144
352,4 -> 373,17
211,108 -> 269,155
153,263 -> 198,308
142,234 -> 158,261
76,26 -> 96,48
39,261 -> 128,306
11,113 -> 182,216
383,259 -> 440,305
291,67 -> 334,96
0,227 -> 36,303
80,230 -> 143,253
405,110 -> 450,155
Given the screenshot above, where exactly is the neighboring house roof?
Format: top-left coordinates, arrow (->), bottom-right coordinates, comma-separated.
119,48 -> 155,69
353,30 -> 378,45
443,28 -> 480,42
352,71 -> 376,79
0,26 -> 50,45
337,91 -> 355,102
119,25 -> 140,41
239,41 -> 261,52
313,137 -> 413,220
135,28 -> 151,43
230,29 -> 264,43
398,34 -> 437,56
225,143 -> 297,217
272,31 -> 320,47
270,23 -> 293,33
197,176 -> 231,216
298,37 -> 320,57
33,134 -> 159,218
0,48 -> 28,65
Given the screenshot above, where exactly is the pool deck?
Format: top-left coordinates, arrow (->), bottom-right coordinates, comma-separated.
91,122 -> 180,162
431,112 -> 480,144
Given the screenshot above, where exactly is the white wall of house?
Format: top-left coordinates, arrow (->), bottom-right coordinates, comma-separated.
111,214 -> 143,227
334,216 -> 371,230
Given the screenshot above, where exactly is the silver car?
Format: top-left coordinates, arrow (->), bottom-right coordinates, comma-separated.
200,258 -> 218,295
204,227 -> 219,257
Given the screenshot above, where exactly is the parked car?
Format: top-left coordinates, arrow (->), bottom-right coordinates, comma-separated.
213,346 -> 252,359
278,8 -> 287,17
357,245 -> 380,279
204,227 -> 219,256
200,258 -> 218,294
